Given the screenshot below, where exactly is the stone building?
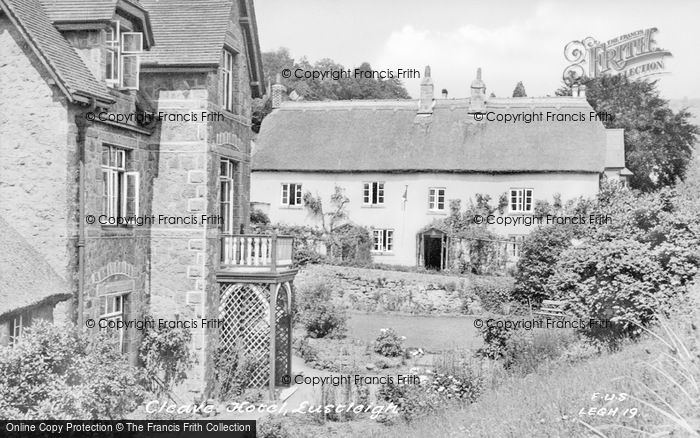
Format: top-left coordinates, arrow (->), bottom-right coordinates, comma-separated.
0,0 -> 295,396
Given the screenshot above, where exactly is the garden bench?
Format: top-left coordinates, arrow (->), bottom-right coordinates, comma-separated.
534,300 -> 568,318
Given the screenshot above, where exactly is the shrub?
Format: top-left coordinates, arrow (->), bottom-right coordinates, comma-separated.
476,321 -> 513,360
213,348 -> 263,400
430,372 -> 482,403
297,282 -> 347,339
469,279 -> 515,313
373,328 -> 405,357
549,238 -> 682,343
138,314 -> 195,393
502,328 -> 577,373
378,381 -> 440,422
512,225 -> 574,305
250,208 -> 270,225
0,321 -> 147,419
257,416 -> 290,438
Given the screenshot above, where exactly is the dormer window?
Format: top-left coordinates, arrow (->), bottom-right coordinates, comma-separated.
105,21 -> 143,89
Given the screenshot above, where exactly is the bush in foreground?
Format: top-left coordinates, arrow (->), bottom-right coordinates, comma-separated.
0,321 -> 147,419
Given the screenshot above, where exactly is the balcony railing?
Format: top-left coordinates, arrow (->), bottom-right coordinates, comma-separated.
220,234 -> 294,272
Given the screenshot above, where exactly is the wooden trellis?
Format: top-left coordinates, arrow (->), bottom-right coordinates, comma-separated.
218,281 -> 293,393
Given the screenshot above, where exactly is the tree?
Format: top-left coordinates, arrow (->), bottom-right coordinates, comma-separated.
512,81 -> 527,97
556,75 -> 698,191
254,48 -> 411,128
302,185 -> 349,233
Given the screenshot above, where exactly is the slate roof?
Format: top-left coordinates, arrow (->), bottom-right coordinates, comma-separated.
0,0 -> 113,103
38,0 -> 117,22
0,217 -> 71,319
140,0 -> 234,66
253,97 -> 609,173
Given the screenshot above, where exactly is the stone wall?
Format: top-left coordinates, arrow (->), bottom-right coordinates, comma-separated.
0,17 -> 71,278
295,265 -> 486,315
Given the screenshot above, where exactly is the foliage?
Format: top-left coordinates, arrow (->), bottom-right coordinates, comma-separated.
251,223 -> 325,266
303,185 -> 350,233
476,321 -> 513,360
512,224 -> 576,305
373,328 -> 405,357
469,281 -> 515,313
512,81 -> 527,97
0,321 -> 147,420
213,348 -> 262,400
427,196 -> 506,274
327,224 -> 373,266
257,416 -> 291,438
502,328 -> 578,373
378,381 -> 441,422
254,49 -> 411,127
297,282 -> 348,339
430,372 -> 482,403
250,208 -> 270,225
138,314 -> 195,393
556,75 -> 698,191
262,49 -> 410,102
551,185 -> 698,342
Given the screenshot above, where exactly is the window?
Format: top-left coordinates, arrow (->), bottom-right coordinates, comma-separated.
372,229 -> 394,252
363,182 -> 385,205
105,21 -> 143,89
222,50 -> 237,111
429,187 -> 446,211
509,188 -> 533,213
507,235 -> 525,258
220,159 -> 236,233
281,183 -> 302,206
9,314 -> 23,346
102,145 -> 139,223
101,294 -> 126,352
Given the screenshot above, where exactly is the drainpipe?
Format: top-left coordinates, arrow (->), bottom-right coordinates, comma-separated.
75,98 -> 95,327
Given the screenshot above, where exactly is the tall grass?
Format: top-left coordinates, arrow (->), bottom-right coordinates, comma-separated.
581,318 -> 699,437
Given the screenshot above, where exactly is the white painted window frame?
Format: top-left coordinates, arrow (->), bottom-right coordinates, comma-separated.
509,188 -> 533,213
363,181 -> 385,205
428,187 -> 446,211
101,294 -> 126,353
281,183 -> 302,206
372,229 -> 394,252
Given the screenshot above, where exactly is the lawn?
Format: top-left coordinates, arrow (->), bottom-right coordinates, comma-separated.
346,312 -> 481,352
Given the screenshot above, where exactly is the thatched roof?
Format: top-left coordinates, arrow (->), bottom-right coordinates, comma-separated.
253,97 -> 608,173
0,217 -> 70,319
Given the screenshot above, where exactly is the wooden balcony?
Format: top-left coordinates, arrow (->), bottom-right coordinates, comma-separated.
217,234 -> 297,282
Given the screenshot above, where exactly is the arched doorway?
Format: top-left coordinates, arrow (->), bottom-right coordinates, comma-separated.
418,228 -> 448,271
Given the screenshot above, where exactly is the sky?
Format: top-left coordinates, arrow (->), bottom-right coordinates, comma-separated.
254,0 -> 700,100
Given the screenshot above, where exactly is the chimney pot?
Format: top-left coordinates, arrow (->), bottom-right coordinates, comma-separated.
271,73 -> 286,109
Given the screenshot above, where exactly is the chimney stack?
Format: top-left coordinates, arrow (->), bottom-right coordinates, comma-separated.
417,65 -> 434,114
469,67 -> 486,113
271,73 -> 286,109
442,88 -> 448,98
